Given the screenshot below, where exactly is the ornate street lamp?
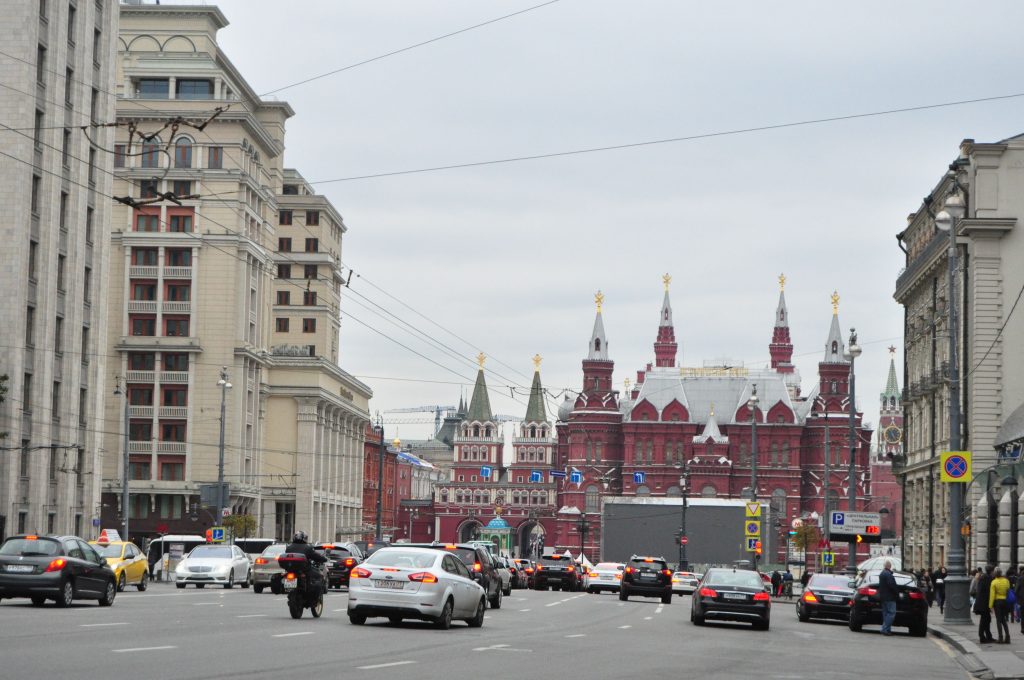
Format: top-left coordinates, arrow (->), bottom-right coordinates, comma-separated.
844,330 -> 862,575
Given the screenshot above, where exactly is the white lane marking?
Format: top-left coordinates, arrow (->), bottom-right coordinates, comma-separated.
272,632 -> 315,638
113,646 -> 177,653
357,661 -> 417,670
333,609 -> 347,613
565,634 -> 586,638
545,601 -> 561,607
236,614 -> 267,618
655,605 -> 664,614
618,625 -> 632,629
644,616 -> 653,620
520,608 -> 531,612
193,602 -> 219,606
560,598 -> 572,603
81,622 -> 129,628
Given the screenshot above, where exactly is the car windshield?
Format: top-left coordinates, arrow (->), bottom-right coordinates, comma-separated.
188,546 -> 232,559
95,544 -> 125,558
540,556 -> 572,565
630,558 -> 666,569
366,550 -> 437,569
323,548 -> 352,558
595,563 -> 623,571
809,574 -> 852,589
863,571 -> 916,587
261,545 -> 286,557
705,570 -> 764,588
0,538 -> 61,556
448,548 -> 480,566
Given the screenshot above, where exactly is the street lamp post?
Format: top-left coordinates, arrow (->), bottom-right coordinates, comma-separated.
113,377 -> 130,541
845,330 -> 862,575
373,418 -> 385,542
748,384 -> 759,572
675,459 -> 690,571
217,368 -> 232,521
577,514 -> 589,557
935,179 -> 970,624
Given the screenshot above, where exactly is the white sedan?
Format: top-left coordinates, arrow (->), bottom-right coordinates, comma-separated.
174,544 -> 252,589
585,562 -> 625,593
347,546 -> 486,629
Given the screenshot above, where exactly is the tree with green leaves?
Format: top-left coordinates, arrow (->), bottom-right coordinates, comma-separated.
223,513 -> 257,540
790,523 -> 820,553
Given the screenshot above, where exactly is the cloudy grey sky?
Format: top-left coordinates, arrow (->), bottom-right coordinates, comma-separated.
209,0 -> 1024,440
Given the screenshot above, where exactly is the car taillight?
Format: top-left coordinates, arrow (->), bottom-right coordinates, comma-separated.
615,573 -> 622,580
753,591 -> 771,602
351,567 -> 371,579
526,567 -> 534,574
473,562 -> 482,572
803,591 -> 818,603
344,558 -> 355,567
285,572 -> 297,581
908,590 -> 925,600
624,566 -> 634,574
254,557 -> 267,566
567,566 -> 575,573
698,587 -> 717,598
662,569 -> 672,577
510,568 -> 517,574
408,572 -> 438,583
44,558 -> 66,572
857,586 -> 877,596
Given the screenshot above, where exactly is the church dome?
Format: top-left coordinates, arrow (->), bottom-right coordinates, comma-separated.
558,395 -> 574,421
486,516 -> 510,529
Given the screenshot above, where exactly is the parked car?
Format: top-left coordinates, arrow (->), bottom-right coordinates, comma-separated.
89,539 -> 148,592
848,569 -> 928,636
252,543 -> 287,594
534,553 -> 578,591
503,556 -> 524,589
797,573 -> 854,622
0,534 -> 117,607
671,571 -> 702,595
314,542 -> 364,589
174,544 -> 252,589
620,555 -> 672,603
585,562 -> 625,594
347,546 -> 486,629
691,568 -> 771,630
513,558 -> 534,588
404,543 -> 503,609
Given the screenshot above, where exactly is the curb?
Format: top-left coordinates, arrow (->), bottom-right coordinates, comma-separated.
928,624 -> 995,680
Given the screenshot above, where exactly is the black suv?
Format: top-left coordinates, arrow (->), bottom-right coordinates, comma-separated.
848,569 -> 928,636
404,543 -> 503,609
314,542 -> 364,589
620,555 -> 672,603
533,553 -> 578,591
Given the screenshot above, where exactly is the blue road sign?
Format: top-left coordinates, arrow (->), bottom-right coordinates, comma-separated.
480,466 -> 492,478
550,470 -> 566,479
530,470 -> 542,483
211,527 -> 225,542
570,470 -> 583,484
634,471 -> 646,485
832,512 -> 845,526
746,538 -> 758,552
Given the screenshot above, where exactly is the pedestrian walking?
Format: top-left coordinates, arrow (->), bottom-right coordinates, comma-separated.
921,572 -> 934,607
970,567 -> 981,610
932,566 -> 948,614
991,567 -> 1011,644
771,570 -> 782,597
975,565 -> 995,644
878,559 -> 899,636
783,569 -> 794,599
800,569 -> 812,592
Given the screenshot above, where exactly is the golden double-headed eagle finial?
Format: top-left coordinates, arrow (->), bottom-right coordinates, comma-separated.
532,354 -> 542,371
831,290 -> 840,315
778,273 -> 786,291
663,273 -> 671,291
624,377 -> 632,391
477,352 -> 486,369
595,290 -> 604,312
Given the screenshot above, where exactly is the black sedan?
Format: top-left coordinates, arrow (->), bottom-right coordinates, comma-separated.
848,569 -> 928,636
691,568 -> 771,630
797,573 -> 855,622
314,543 -> 363,589
0,535 -> 117,607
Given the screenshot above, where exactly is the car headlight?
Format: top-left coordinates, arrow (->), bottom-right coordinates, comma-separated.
214,565 -> 231,575
175,563 -> 188,574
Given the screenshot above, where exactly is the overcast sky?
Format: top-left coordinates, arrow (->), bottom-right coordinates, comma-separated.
207,0 -> 1024,441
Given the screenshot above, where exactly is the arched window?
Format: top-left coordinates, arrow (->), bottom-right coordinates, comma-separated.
141,138 -> 161,168
474,425 -> 480,437
781,441 -> 790,466
594,338 -> 601,352
441,490 -> 449,503
174,138 -> 192,168
701,485 -> 718,498
539,492 -> 548,505
831,341 -> 838,354
830,380 -> 838,394
706,442 -> 713,457
665,486 -> 682,497
771,488 -> 786,519
635,485 -> 650,496
771,443 -> 779,467
585,485 -> 600,513
634,441 -> 642,464
530,426 -> 536,438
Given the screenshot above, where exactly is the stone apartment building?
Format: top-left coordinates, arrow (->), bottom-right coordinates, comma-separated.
99,3 -> 369,544
0,0 -> 119,540
895,134 -> 1024,570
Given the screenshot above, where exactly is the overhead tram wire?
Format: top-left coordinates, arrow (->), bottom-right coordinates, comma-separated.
308,92 -> 1024,185
258,0 -> 563,96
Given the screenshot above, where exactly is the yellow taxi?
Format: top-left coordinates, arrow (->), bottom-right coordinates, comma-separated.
89,539 -> 149,592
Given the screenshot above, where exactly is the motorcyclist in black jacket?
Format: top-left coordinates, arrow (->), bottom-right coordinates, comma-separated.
285,531 -> 327,592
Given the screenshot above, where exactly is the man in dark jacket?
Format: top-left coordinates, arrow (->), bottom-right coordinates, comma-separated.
284,530 -> 327,592
878,560 -> 899,636
975,565 -> 995,644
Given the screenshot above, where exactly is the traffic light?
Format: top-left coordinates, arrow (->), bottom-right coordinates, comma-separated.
755,540 -> 762,556
205,528 -> 213,543
788,530 -> 797,536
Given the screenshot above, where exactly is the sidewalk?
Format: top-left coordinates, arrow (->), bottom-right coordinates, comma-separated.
929,611 -> 1024,680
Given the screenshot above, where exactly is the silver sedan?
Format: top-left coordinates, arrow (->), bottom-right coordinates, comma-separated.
347,546 -> 486,629
174,544 -> 252,589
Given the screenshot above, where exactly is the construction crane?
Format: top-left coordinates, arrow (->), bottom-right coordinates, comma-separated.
383,405 -> 457,436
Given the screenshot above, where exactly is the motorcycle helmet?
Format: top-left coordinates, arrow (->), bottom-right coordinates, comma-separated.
292,530 -> 309,544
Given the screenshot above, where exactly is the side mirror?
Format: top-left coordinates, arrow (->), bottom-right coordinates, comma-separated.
847,581 -> 856,589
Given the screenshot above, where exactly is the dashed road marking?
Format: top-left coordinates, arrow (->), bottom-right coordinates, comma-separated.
81,622 -> 129,627
565,634 -> 586,638
644,616 -> 653,620
272,632 -> 315,638
618,625 -> 632,629
655,605 -> 664,614
358,661 -> 417,670
113,646 -> 177,653
545,601 -> 561,607
520,608 -> 531,612
236,614 -> 267,618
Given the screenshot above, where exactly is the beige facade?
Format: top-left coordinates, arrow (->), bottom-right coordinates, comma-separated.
895,135 -> 1024,570
0,0 -> 118,539
101,3 -> 369,543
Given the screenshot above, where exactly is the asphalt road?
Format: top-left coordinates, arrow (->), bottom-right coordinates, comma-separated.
0,583 -> 968,680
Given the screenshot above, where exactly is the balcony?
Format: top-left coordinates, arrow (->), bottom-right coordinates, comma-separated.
127,370 -> 155,383
128,405 -> 154,418
162,301 -> 191,314
163,267 -> 192,279
130,266 -> 159,278
159,406 -> 188,419
157,441 -> 187,454
128,300 -> 158,313
160,371 -> 189,384
128,441 -> 152,454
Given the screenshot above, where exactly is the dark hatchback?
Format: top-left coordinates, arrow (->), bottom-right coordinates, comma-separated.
0,535 -> 117,607
620,556 -> 672,603
797,573 -> 855,623
691,568 -> 771,630
314,542 -> 364,589
403,543 -> 503,608
533,554 -> 578,592
848,569 -> 928,636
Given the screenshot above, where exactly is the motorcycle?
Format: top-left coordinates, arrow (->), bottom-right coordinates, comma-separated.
275,553 -> 326,619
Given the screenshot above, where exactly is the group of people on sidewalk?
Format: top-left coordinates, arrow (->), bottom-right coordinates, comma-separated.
970,564 -> 1024,644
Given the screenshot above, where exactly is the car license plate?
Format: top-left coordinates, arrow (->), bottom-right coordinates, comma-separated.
374,580 -> 404,590
722,592 -> 747,601
639,573 -> 655,580
824,595 -> 844,603
5,565 -> 33,573
601,575 -> 612,580
283,578 -> 297,591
